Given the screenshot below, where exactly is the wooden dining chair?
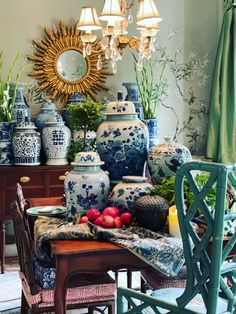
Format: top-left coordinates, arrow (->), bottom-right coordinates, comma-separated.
12,183 -> 116,314
117,161 -> 236,314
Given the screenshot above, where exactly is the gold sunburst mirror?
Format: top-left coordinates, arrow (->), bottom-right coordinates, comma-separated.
28,21 -> 109,103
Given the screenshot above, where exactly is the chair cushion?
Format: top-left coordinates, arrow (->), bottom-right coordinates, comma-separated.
151,288 -> 228,314
141,266 -> 187,290
19,271 -> 116,308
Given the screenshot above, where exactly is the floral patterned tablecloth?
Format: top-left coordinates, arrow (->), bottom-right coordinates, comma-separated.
34,217 -> 184,277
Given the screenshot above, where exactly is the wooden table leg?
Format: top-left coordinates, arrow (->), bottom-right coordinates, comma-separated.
54,256 -> 68,314
0,220 -> 5,274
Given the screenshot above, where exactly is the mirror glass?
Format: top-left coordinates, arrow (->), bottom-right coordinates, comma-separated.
56,50 -> 87,81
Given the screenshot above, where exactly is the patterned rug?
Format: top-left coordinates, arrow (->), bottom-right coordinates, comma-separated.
0,257 -> 21,313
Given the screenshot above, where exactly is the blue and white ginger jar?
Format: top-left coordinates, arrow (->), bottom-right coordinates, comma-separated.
35,100 -> 61,131
148,137 -> 192,184
96,100 -> 148,183
64,151 -> 110,217
42,113 -> 71,165
12,122 -> 41,165
109,176 -> 153,213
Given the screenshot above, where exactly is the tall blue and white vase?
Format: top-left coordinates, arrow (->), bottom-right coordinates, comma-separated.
96,99 -> 149,184
12,122 -> 41,165
144,118 -> 159,149
148,137 -> 192,184
42,113 -> 71,165
10,83 -> 32,123
0,122 -> 14,165
64,151 -> 110,217
122,82 -> 143,119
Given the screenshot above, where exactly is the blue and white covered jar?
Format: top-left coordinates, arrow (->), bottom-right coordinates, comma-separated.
109,176 -> 153,213
42,113 -> 71,165
148,137 -> 192,184
35,100 -> 61,132
64,151 -> 110,217
96,99 -> 149,184
12,122 -> 41,165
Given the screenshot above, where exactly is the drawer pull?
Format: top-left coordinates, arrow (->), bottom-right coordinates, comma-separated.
20,176 -> 30,183
59,175 -> 66,181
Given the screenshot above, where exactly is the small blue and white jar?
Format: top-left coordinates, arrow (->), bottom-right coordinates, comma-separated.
12,122 -> 41,165
108,176 -> 153,214
64,151 -> 110,217
148,137 -> 192,184
42,113 -> 71,165
96,99 -> 149,184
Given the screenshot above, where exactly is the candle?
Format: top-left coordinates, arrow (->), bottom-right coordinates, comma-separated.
169,205 -> 181,237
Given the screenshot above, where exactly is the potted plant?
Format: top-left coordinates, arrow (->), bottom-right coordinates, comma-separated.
133,48 -> 168,148
0,52 -> 23,165
66,98 -> 105,162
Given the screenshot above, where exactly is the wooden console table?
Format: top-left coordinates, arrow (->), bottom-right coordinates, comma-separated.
0,165 -> 71,273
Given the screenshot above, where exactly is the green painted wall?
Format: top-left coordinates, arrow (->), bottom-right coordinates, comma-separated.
0,0 -> 222,154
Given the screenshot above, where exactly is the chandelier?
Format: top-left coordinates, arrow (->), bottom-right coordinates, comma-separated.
77,0 -> 162,73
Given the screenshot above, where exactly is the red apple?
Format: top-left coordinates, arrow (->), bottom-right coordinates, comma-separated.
114,216 -> 123,228
120,212 -> 133,226
94,215 -> 104,226
102,215 -> 115,228
87,208 -> 101,222
103,206 -> 120,218
79,216 -> 89,223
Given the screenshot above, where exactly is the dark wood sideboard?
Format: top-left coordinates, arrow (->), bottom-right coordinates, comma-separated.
0,165 -> 71,273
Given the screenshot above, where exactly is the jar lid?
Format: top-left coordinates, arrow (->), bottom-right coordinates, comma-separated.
40,100 -> 57,111
44,112 -> 64,125
122,176 -> 148,183
71,151 -> 104,166
15,121 -> 37,130
105,100 -> 136,115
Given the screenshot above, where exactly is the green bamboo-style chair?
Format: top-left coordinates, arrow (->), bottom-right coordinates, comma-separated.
117,161 -> 236,314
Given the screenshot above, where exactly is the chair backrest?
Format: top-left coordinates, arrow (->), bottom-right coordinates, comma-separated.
175,161 -> 236,314
10,200 -> 38,295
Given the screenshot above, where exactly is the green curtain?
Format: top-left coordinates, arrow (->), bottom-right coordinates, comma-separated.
206,1 -> 236,163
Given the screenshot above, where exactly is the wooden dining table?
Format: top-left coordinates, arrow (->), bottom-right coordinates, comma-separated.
50,239 -> 150,314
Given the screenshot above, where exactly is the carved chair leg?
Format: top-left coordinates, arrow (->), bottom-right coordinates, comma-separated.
0,220 -> 6,274
108,302 -> 115,314
88,307 -> 94,314
21,290 -> 29,313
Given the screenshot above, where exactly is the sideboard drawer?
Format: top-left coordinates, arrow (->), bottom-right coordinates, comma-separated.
48,170 -> 69,185
5,171 -> 45,186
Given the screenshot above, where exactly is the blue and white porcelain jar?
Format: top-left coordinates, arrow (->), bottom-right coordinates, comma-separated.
109,176 -> 153,213
42,113 -> 71,165
10,83 -> 31,123
122,82 -> 143,119
0,122 -> 14,165
96,99 -> 149,184
12,122 -> 41,165
64,151 -> 110,217
35,100 -> 61,132
148,137 -> 192,184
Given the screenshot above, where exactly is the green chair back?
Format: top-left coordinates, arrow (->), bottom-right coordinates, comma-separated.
117,161 -> 236,314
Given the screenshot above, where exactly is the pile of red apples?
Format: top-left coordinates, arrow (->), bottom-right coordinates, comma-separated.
79,206 -> 133,228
